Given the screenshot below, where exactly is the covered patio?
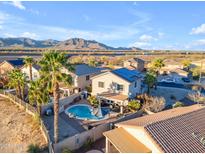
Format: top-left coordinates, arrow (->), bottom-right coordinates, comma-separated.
97,92 -> 129,114
103,127 -> 151,153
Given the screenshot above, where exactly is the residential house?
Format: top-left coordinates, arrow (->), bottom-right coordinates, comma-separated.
103,104 -> 205,153
91,68 -> 143,113
0,59 -> 25,75
123,58 -> 145,71
62,64 -> 105,91
21,64 -> 41,81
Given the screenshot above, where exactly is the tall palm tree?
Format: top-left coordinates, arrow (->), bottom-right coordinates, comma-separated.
39,51 -> 74,143
7,69 -> 25,99
24,57 -> 34,81
29,79 -> 50,115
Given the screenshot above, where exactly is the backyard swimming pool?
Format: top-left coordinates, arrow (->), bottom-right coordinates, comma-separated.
65,104 -> 110,121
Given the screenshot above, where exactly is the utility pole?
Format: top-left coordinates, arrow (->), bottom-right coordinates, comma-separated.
199,60 -> 203,93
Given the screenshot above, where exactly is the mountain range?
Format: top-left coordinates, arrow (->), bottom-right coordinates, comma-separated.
0,37 -> 141,51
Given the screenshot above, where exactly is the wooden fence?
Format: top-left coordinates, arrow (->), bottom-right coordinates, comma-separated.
0,91 -> 54,153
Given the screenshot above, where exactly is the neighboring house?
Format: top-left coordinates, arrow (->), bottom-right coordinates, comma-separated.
62,64 -> 104,91
21,64 -> 41,81
123,58 -> 145,71
0,59 -> 25,75
103,104 -> 205,153
91,68 -> 143,113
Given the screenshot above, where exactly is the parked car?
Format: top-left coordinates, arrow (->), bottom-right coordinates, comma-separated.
182,77 -> 190,83
161,78 -> 176,83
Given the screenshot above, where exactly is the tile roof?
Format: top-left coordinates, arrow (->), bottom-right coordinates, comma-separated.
111,68 -> 142,82
146,108 -> 205,153
117,105 -> 205,153
74,64 -> 101,76
7,59 -> 24,68
127,58 -> 145,63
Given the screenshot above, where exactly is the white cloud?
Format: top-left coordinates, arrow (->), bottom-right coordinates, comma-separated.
190,24 -> 205,35
192,39 -> 205,46
129,41 -> 151,48
158,32 -> 164,38
3,33 -> 17,38
139,34 -> 155,42
11,1 -> 26,10
21,32 -> 38,39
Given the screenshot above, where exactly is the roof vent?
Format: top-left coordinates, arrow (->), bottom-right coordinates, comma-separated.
192,132 -> 197,138
200,137 -> 205,145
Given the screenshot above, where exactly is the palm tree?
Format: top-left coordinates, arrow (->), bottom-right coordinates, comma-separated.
39,51 -> 74,143
24,57 -> 34,81
144,72 -> 157,94
7,69 -> 25,99
28,79 -> 50,115
150,58 -> 165,74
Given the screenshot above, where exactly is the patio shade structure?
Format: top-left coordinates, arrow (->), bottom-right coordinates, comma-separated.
103,127 -> 151,153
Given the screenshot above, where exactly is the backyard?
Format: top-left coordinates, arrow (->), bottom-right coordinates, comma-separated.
0,97 -> 47,153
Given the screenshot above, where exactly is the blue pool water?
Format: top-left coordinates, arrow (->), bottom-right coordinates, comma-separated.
66,104 -> 110,121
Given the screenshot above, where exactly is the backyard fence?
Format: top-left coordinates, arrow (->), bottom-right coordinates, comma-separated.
53,122 -> 110,152
0,91 -> 54,153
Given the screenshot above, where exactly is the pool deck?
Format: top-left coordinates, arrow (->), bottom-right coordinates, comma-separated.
42,112 -> 86,142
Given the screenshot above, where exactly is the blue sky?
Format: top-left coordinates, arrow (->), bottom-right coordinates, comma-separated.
0,1 -> 205,50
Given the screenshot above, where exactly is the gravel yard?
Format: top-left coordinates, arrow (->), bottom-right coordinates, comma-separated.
0,97 -> 46,153
150,86 -> 192,106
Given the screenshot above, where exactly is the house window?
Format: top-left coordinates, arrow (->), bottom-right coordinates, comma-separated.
86,75 -> 90,81
98,82 -> 104,88
117,84 -> 124,91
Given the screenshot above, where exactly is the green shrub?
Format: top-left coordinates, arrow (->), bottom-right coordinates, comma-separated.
27,144 -> 41,153
82,138 -> 93,151
172,101 -> 184,108
85,86 -> 92,93
87,96 -> 99,107
62,147 -> 72,153
128,100 -> 141,112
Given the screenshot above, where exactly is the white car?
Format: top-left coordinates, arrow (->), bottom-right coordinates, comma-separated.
161,78 -> 176,83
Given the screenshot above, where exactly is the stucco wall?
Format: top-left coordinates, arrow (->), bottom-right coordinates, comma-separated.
122,127 -> 161,153
92,72 -> 141,97
53,123 -> 110,152
21,66 -> 40,81
92,72 -> 130,96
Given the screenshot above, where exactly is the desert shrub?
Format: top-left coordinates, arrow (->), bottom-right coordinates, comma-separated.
62,147 -> 72,153
128,100 -> 141,112
188,93 -> 205,104
142,94 -> 166,113
27,144 -> 41,153
172,101 -> 184,108
87,96 -> 99,107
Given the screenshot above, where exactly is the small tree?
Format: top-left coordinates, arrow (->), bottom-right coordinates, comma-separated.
172,101 -> 184,108
27,144 -> 41,153
88,96 -> 99,107
181,59 -> 191,70
128,100 -> 141,112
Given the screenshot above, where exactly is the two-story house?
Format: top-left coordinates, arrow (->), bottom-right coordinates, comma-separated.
0,59 -> 25,75
123,58 -> 145,72
62,64 -> 106,91
91,68 -> 143,113
21,64 -> 41,81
